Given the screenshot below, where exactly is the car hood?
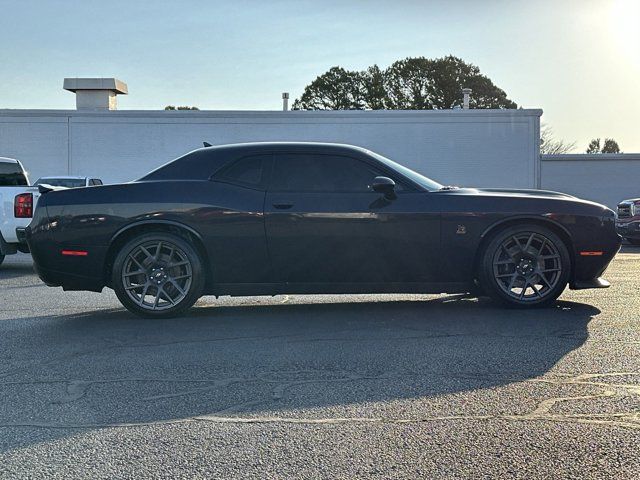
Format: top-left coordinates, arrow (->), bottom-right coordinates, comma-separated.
450,187 -> 576,200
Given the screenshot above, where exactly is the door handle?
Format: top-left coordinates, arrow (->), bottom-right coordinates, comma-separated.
272,202 -> 294,210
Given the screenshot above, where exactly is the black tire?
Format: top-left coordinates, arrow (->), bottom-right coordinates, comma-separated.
478,224 -> 571,308
112,232 -> 205,318
0,253 -> 4,267
626,238 -> 640,246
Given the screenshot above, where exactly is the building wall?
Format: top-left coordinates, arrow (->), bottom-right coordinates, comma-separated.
541,154 -> 640,208
0,109 -> 542,187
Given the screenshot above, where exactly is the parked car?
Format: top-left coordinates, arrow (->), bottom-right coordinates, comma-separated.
34,176 -> 103,188
26,142 -> 621,317
615,198 -> 640,245
0,157 -> 40,266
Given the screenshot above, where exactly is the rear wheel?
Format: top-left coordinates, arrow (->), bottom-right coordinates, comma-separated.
478,224 -> 571,308
112,233 -> 205,317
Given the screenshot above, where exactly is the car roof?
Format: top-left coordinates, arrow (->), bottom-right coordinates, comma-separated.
139,142 -> 380,183
0,156 -> 19,164
200,141 -> 372,155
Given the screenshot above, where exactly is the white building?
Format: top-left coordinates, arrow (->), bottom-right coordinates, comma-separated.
3,77 -> 636,208
0,109 -> 544,189
542,154 -> 640,208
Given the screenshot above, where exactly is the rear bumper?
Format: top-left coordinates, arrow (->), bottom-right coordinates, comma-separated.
0,229 -> 29,255
26,224 -> 106,292
15,227 -> 27,244
31,262 -> 104,292
15,227 -> 29,252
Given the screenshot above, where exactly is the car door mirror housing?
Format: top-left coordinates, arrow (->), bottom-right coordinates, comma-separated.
372,176 -> 396,198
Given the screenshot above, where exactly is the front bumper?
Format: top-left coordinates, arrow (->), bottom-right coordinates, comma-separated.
616,220 -> 640,239
570,277 -> 610,290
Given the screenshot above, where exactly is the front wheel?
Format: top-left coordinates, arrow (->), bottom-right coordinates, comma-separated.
112,233 -> 205,318
478,224 -> 571,308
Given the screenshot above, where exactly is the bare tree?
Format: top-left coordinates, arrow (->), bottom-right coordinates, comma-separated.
540,124 -> 576,154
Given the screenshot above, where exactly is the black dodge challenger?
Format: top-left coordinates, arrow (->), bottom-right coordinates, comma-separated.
27,142 -> 620,317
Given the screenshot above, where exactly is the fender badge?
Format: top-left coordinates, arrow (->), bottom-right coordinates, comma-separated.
456,225 -> 467,235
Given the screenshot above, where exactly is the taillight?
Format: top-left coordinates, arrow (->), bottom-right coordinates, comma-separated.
14,193 -> 33,218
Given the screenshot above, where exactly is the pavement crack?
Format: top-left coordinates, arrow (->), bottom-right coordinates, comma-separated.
1,371 -> 638,430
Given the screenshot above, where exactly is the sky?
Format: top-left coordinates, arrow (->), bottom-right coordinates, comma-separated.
0,0 -> 638,151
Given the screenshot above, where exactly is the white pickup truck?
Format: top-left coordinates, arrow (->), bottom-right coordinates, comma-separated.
0,157 -> 40,266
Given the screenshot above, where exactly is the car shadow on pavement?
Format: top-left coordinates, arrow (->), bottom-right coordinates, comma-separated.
0,261 -> 35,281
0,295 -> 599,452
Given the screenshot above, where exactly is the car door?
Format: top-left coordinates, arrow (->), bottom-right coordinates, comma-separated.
264,152 -> 441,285
204,153 -> 273,284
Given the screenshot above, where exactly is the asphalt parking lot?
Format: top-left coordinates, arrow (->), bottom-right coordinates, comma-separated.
0,251 -> 639,479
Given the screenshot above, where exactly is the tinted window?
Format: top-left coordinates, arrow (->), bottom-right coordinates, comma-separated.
271,154 -> 389,193
367,150 -> 443,191
139,149 -> 229,182
0,162 -> 28,187
90,179 -> 103,186
214,155 -> 269,188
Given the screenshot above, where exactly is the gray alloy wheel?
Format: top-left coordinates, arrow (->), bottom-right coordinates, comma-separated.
112,233 -> 205,317
479,224 -> 571,308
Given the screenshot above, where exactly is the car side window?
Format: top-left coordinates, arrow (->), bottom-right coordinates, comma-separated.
271,154 -> 402,193
91,179 -> 103,186
213,154 -> 270,189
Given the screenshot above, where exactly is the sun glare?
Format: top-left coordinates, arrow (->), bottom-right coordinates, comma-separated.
609,0 -> 640,66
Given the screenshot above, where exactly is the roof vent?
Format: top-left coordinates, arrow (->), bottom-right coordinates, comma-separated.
462,88 -> 472,109
63,78 -> 128,111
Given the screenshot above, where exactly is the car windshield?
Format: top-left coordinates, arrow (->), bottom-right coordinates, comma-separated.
366,150 -> 443,191
35,178 -> 86,188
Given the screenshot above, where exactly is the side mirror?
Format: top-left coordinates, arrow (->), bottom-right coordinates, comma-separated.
372,176 -> 396,198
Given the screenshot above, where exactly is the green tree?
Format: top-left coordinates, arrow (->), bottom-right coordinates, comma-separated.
586,138 -> 601,153
361,65 -> 386,110
293,56 -> 517,110
602,138 -> 621,153
292,67 -> 367,110
586,138 -> 621,153
383,57 -> 436,109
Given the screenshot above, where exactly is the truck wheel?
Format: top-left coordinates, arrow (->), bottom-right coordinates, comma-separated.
112,232 -> 205,318
478,224 -> 571,308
